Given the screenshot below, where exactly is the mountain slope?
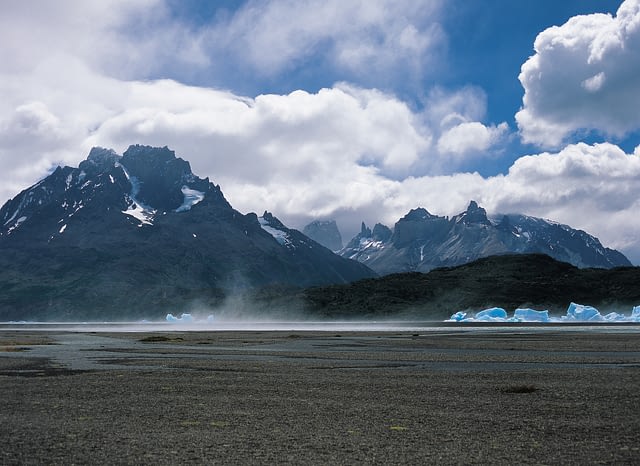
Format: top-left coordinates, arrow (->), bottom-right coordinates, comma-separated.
340,201 -> 631,274
0,145 -> 375,320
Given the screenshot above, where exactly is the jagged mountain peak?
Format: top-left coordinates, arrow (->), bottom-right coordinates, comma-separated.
371,223 -> 393,242
340,201 -> 631,274
121,145 -> 193,181
400,207 -> 439,222
360,221 -> 371,236
453,200 -> 491,226
0,145 -> 230,241
118,145 -> 204,211
260,211 -> 286,229
78,147 -> 120,175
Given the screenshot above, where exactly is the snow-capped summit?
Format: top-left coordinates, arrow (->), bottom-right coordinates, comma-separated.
340,201 -> 631,275
0,145 -> 375,321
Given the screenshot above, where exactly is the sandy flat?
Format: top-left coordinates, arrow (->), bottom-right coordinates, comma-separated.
1,327 -> 639,464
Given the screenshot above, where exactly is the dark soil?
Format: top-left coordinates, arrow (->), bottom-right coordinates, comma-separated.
1,329 -> 639,464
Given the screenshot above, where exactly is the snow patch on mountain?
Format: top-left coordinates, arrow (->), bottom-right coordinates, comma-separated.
6,216 -> 27,235
349,237 -> 385,260
123,202 -> 155,226
258,216 -> 292,247
175,186 -> 205,212
117,162 -> 156,226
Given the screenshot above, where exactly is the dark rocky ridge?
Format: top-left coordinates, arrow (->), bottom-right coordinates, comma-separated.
296,254 -> 640,319
0,145 -> 375,321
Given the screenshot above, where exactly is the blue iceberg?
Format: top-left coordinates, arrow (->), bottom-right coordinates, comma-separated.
166,313 -> 194,323
474,307 -> 508,321
514,308 -> 550,322
448,303 -> 640,323
563,302 -> 602,322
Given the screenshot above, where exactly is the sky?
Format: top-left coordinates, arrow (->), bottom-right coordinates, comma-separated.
2,0 -> 640,263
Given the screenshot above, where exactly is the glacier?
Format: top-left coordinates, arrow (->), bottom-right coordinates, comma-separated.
448,303 -> 640,323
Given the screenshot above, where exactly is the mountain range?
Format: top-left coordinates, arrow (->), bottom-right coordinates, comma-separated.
333,201 -> 630,274
1,144 -> 634,321
0,145 -> 374,320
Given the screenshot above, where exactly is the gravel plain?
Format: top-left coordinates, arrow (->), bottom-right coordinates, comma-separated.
1,327 -> 640,465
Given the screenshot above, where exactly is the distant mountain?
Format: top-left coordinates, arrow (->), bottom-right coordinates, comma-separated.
340,201 -> 631,275
302,220 -> 343,251
0,145 -> 375,321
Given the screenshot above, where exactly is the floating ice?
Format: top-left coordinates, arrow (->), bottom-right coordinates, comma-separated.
564,302 -> 601,322
166,313 -> 194,323
448,303 -> 640,323
475,307 -> 508,321
449,311 -> 467,322
164,313 -> 215,324
514,308 -> 550,322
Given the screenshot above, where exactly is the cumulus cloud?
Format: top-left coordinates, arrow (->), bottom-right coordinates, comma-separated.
418,86 -> 509,170
437,121 -> 509,158
517,0 -> 640,147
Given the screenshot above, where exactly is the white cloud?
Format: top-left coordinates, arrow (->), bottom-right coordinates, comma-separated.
0,0 -> 178,78
437,121 -> 509,158
205,0 -> 445,83
517,0 -> 640,147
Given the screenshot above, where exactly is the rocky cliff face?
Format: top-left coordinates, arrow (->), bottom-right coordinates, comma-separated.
0,145 -> 375,320
340,201 -> 631,275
